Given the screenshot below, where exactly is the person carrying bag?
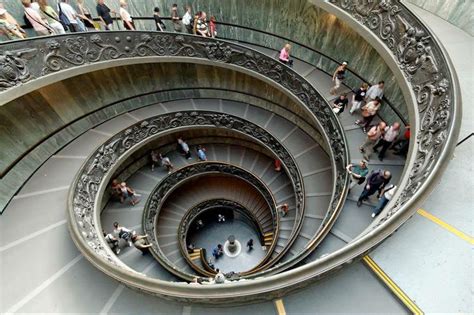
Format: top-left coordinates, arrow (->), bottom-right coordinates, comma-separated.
57,0 -> 71,31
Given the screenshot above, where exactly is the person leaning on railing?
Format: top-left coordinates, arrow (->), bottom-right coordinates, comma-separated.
58,0 -> 86,32
182,5 -> 193,34
153,7 -> 166,32
0,8 -> 26,40
22,0 -> 52,36
96,0 -> 114,30
279,43 -> 293,67
119,0 -> 134,30
209,16 -> 217,38
171,3 -> 182,32
76,0 -> 96,29
38,0 -> 65,35
196,11 -> 208,37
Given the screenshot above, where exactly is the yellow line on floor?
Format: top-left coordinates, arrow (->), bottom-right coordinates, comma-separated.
417,209 -> 474,245
363,256 -> 423,315
274,299 -> 286,315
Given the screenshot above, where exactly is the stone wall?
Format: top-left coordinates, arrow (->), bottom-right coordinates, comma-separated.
405,0 -> 473,35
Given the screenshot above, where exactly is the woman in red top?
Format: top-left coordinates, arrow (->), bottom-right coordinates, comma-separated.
209,16 -> 217,37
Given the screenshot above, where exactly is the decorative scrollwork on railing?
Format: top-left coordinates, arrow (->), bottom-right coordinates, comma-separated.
2,33 -> 348,222
329,0 -> 459,227
71,111 -> 302,271
142,162 -> 278,270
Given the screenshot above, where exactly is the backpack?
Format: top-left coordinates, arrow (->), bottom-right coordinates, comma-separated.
57,2 -> 71,31
23,14 -> 33,28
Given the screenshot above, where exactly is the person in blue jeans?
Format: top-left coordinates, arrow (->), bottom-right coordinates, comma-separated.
372,185 -> 397,218
212,244 -> 223,259
357,169 -> 391,207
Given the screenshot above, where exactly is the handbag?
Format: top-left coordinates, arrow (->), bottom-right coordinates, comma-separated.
357,176 -> 366,185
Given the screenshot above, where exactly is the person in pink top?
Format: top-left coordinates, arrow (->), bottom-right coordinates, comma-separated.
22,0 -> 51,36
279,43 -> 293,67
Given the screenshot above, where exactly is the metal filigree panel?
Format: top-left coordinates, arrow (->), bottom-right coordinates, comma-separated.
71,111 -> 304,270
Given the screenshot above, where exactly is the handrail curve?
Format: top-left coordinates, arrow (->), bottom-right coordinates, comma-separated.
142,162 -> 280,280
177,198 -> 270,276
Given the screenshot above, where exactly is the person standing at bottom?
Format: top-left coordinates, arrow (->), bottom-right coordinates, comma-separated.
372,185 -> 397,218
247,239 -> 254,251
214,269 -> 226,284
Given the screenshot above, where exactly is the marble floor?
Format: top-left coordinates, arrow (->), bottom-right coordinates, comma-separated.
189,219 -> 266,273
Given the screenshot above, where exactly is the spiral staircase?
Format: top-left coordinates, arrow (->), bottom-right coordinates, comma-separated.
1,1 -> 469,313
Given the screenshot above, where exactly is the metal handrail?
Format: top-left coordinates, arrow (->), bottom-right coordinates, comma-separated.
142,161 -> 280,280
59,1 -> 459,303
36,31 -> 348,302
1,15 -> 407,125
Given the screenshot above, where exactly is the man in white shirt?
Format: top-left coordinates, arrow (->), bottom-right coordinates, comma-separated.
366,81 -> 385,101
373,122 -> 400,161
182,6 -> 193,34
58,0 -> 84,32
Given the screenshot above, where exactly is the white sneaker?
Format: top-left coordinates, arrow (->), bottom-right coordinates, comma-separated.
128,241 -> 133,247
116,248 -> 121,255
371,213 -> 376,218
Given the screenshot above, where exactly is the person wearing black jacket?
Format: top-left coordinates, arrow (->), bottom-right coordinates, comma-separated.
96,0 -> 114,30
357,169 -> 391,207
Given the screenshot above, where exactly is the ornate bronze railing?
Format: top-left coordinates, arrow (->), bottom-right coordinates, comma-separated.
0,15 -> 408,125
142,161 -> 279,280
62,1 -> 461,303
51,31 -> 351,302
